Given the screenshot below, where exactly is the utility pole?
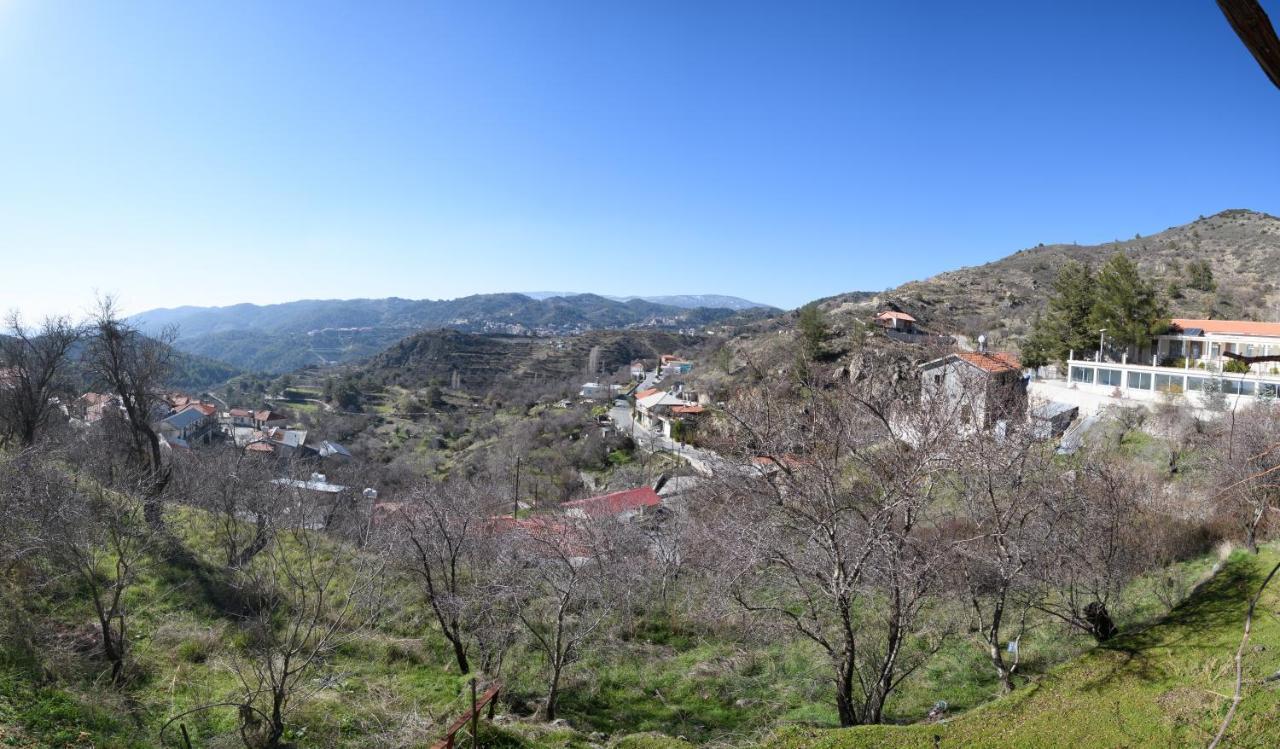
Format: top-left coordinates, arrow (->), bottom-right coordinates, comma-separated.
513,456 -> 521,517
1098,328 -> 1107,362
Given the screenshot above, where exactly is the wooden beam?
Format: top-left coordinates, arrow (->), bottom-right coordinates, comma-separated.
1218,0 -> 1280,90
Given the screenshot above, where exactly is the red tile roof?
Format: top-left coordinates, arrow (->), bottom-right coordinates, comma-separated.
672,404 -> 705,415
875,310 -> 917,323
1171,318 -> 1280,338
255,410 -> 287,422
562,486 -> 661,518
634,388 -> 661,400
954,351 -> 1022,373
229,408 -> 252,417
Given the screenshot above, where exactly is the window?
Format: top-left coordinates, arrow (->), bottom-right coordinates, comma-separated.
1154,373 -> 1184,393
1190,341 -> 1203,359
1097,368 -> 1122,387
1071,367 -> 1094,384
1185,376 -> 1206,392
1241,381 -> 1256,396
1127,371 -> 1152,390
1168,340 -> 1183,358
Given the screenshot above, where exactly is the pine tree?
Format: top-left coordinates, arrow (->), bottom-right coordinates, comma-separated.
1022,261 -> 1096,366
1088,254 -> 1169,353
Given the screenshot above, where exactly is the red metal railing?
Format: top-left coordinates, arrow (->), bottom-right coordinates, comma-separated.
431,679 -> 502,749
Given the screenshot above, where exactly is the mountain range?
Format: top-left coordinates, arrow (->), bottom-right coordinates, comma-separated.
521,292 -> 770,310
131,293 -> 775,374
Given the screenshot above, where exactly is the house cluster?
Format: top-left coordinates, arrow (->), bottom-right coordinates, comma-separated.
633,386 -> 705,440
70,390 -> 352,460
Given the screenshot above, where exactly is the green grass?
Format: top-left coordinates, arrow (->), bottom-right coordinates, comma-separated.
761,547 -> 1280,748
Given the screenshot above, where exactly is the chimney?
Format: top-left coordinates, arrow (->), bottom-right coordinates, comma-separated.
977,334 -> 988,353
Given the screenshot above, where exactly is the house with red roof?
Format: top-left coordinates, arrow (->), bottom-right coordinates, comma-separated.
874,309 -> 918,333
562,486 -> 662,522
920,349 -> 1027,430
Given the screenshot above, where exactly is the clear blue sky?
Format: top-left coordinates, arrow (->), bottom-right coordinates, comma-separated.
2,1 -> 1278,318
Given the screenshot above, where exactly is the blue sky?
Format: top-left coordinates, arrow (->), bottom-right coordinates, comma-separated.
1,1 -> 1278,318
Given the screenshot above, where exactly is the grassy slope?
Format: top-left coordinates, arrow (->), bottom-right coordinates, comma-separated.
764,547 -> 1280,749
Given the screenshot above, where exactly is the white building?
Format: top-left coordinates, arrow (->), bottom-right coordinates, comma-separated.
1063,318 -> 1280,406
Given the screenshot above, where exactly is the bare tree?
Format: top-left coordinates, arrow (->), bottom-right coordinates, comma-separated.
84,297 -> 175,531
706,365 -> 958,726
949,429 -> 1052,693
498,518 -> 615,722
392,477 -> 505,675
1211,402 -> 1280,553
224,515 -> 386,748
0,312 -> 81,446
1028,457 -> 1149,642
173,447 -> 281,569
25,455 -> 157,684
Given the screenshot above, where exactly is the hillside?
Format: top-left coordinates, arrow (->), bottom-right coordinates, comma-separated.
361,328 -> 706,393
132,294 -> 772,373
767,547 -> 1280,749
813,209 -> 1280,349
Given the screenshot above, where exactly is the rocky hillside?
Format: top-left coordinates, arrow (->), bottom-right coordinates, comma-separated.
361,328 -> 707,393
816,209 -> 1280,349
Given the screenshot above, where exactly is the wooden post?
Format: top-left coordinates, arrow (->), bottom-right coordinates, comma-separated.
470,678 -> 478,747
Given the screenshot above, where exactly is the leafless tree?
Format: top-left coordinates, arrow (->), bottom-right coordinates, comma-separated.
173,447 -> 282,569
0,312 -> 81,447
24,455 -> 157,684
1028,457 -> 1149,642
1211,402 -> 1280,553
705,364 -> 958,726
497,518 -> 616,722
948,429 -> 1053,693
84,297 -> 175,531
224,514 -> 387,748
391,476 -> 507,675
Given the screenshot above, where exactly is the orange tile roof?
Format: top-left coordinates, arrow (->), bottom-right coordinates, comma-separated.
672,405 -> 705,415
1171,319 -> 1280,338
954,351 -> 1022,373
875,310 -> 917,322
634,388 -> 661,400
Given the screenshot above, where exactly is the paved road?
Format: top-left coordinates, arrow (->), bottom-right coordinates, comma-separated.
608,401 -> 734,477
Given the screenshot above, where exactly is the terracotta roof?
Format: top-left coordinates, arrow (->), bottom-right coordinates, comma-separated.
953,351 -> 1022,374
184,403 -> 217,417
875,310 -> 917,322
672,405 -> 705,415
562,486 -> 661,518
255,409 -> 287,422
634,388 -> 661,400
229,408 -> 252,417
1171,318 -> 1280,338
245,441 -> 276,453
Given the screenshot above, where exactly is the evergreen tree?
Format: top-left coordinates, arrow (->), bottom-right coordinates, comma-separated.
1088,254 -> 1169,353
1185,259 -> 1216,292
1022,261 -> 1096,366
797,303 -> 830,360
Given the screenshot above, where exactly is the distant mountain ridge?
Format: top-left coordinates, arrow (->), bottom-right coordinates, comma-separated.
131,292 -> 774,374
522,292 -> 772,310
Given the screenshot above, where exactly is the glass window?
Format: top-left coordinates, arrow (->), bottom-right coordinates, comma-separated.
1260,383 -> 1279,398
1097,368 -> 1122,387
1155,373 -> 1184,393
1071,366 -> 1094,384
1127,371 -> 1152,390
1168,340 -> 1183,358
1241,381 -> 1256,396
1185,377 -> 1206,392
